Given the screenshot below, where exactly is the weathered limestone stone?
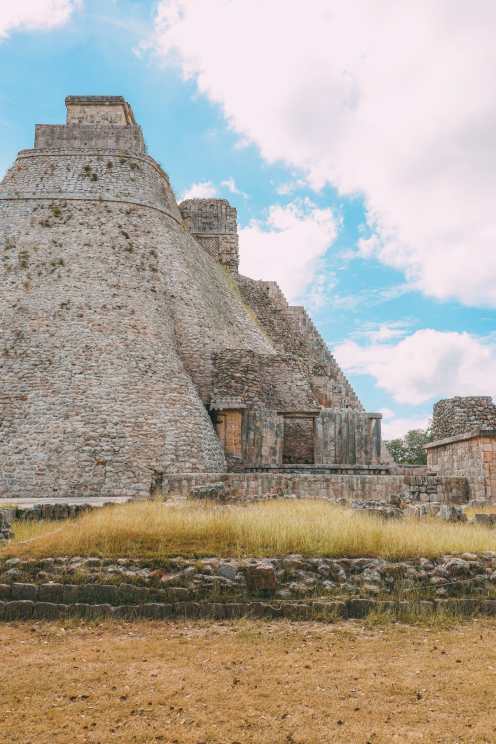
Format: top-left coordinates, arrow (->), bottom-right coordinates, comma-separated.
244,564 -> 277,594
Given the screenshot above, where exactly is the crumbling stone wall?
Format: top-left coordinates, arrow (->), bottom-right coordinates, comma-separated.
432,397 -> 496,440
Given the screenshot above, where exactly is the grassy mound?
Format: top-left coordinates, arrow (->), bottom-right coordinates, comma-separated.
2,500 -> 496,560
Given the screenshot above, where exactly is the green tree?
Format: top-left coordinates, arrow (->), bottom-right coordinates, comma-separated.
385,426 -> 433,465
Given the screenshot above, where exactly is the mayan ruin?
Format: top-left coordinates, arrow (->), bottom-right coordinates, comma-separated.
2,5 -> 496,739
0,95 -> 386,499
1,96 -> 495,510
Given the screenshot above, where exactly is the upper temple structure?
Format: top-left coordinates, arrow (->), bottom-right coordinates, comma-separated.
0,96 -> 386,498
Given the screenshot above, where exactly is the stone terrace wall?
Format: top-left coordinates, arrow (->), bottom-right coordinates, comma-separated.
1,150 -> 179,219
162,471 -> 467,505
432,397 -> 496,440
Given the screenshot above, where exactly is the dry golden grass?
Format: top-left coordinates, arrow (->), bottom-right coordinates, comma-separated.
2,618 -> 496,743
2,499 -> 496,560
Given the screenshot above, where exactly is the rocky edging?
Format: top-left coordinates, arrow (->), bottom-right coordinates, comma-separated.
4,553 -> 496,602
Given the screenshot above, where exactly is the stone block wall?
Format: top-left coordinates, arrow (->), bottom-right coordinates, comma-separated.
288,305 -> 362,410
211,349 -> 318,412
427,396 -> 496,501
432,397 -> 496,440
34,126 -> 146,154
2,150 -> 177,217
161,471 -> 467,505
426,433 -> 496,501
65,96 -> 136,126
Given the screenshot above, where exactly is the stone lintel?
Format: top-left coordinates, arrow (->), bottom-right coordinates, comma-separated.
210,400 -> 247,411
425,428 -> 496,450
278,410 -> 321,418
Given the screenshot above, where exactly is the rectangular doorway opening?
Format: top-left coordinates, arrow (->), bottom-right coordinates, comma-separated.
283,417 -> 315,464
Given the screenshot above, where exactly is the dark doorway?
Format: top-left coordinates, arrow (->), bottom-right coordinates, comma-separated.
282,417 -> 315,464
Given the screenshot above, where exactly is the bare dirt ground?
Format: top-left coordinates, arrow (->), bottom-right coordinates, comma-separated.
1,619 -> 496,744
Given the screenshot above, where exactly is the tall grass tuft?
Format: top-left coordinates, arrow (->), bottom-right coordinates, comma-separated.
2,500 -> 496,560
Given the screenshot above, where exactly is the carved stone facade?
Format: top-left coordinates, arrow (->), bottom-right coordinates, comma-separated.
179,199 -> 239,274
0,96 -> 387,499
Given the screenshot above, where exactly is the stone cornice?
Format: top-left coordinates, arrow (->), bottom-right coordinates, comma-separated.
0,193 -> 182,226
425,428 -> 496,449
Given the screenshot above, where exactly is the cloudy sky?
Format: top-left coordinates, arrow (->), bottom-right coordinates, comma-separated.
1,0 -> 495,438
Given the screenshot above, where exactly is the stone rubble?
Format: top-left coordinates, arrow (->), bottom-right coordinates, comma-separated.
2,552 -> 496,602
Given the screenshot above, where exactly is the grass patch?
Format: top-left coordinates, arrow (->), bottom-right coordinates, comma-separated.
2,500 -> 496,561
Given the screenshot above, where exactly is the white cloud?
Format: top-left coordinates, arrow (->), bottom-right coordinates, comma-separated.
220,177 -> 246,198
180,180 -> 217,200
381,412 -> 431,440
0,0 -> 79,38
149,1 -> 496,308
354,320 -> 413,343
335,329 -> 496,405
238,200 -> 338,302
276,179 -> 307,196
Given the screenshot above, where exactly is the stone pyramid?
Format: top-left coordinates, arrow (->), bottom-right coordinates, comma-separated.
0,96 -> 382,498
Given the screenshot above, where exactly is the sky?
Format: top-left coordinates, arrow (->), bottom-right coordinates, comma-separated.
1,0 -> 495,439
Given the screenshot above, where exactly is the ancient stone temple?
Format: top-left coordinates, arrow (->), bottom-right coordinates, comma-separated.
0,95 -> 385,498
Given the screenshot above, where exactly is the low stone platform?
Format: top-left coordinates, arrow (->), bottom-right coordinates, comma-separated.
163,471 -> 469,505
1,497 -> 132,508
